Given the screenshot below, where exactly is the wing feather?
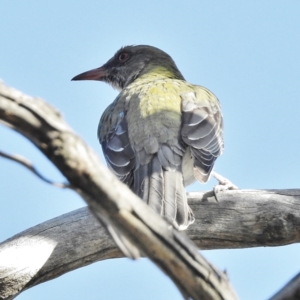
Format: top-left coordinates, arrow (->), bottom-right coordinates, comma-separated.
98,107 -> 136,186
181,88 -> 224,183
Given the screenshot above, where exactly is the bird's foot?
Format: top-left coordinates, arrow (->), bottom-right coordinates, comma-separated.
211,171 -> 239,200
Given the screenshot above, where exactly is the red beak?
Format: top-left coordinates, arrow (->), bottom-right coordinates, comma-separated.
71,67 -> 107,81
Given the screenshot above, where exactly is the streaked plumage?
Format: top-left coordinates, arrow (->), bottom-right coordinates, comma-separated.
72,45 -> 224,231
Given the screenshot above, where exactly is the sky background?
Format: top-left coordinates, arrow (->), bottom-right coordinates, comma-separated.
1,1 -> 300,299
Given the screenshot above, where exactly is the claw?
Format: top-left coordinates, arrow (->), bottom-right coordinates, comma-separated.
211,171 -> 238,201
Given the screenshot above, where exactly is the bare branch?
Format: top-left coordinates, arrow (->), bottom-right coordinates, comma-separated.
1,189 -> 300,299
0,82 -> 238,299
269,272 -> 300,300
188,189 -> 300,249
0,150 -> 70,188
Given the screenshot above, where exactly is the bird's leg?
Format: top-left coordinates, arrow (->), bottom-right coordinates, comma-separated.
211,171 -> 239,198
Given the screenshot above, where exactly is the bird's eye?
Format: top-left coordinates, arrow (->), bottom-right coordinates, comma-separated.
118,52 -> 129,62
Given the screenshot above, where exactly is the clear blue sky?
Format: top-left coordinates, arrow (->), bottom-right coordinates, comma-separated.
1,1 -> 300,299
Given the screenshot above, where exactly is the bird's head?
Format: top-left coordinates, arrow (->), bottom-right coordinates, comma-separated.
72,45 -> 184,90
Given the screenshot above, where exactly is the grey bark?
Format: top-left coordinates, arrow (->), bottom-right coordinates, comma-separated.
269,272 -> 300,300
0,82 -> 238,299
1,188 -> 300,299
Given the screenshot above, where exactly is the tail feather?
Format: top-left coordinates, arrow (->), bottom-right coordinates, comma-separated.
174,172 -> 188,228
133,163 -> 149,202
163,171 -> 177,224
148,156 -> 164,214
174,170 -> 195,230
133,154 -> 194,230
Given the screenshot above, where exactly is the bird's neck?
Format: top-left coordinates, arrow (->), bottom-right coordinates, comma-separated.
138,65 -> 185,81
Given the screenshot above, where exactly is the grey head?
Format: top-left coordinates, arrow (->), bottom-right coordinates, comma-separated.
72,45 -> 184,90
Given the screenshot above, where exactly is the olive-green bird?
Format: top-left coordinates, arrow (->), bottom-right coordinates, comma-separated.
72,45 -> 224,231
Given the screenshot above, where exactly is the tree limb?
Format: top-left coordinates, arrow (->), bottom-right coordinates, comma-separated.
1,187 -> 300,299
268,272 -> 300,300
0,150 -> 70,188
0,82 -> 238,299
188,189 -> 300,249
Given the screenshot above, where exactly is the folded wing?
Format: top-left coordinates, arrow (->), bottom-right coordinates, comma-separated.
98,106 -> 136,187
181,88 -> 224,183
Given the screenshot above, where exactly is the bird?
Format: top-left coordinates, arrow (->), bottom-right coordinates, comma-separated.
72,45 -> 224,232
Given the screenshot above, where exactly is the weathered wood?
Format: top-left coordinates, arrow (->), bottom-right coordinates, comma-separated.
0,208 -> 121,299
0,82 -> 238,300
1,188 -> 300,299
269,272 -> 300,300
188,189 -> 300,249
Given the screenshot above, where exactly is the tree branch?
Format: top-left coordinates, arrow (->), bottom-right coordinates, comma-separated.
0,82 -> 238,299
1,187 -> 300,299
269,272 -> 300,300
188,189 -> 300,249
0,150 -> 70,188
